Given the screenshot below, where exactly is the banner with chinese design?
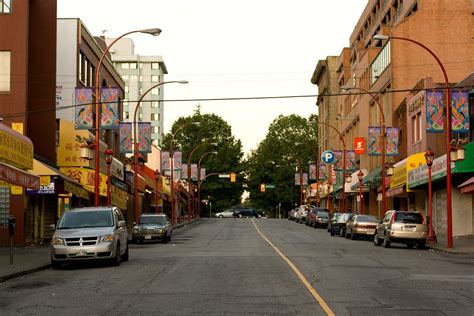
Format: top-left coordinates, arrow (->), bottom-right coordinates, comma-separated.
318,162 -> 327,181
386,127 -> 399,156
451,91 -> 470,133
309,164 -> 317,180
368,127 -> 399,156
100,88 -> 120,129
138,122 -> 152,153
75,88 -> 94,130
294,173 -> 308,186
119,123 -> 133,154
426,91 -> 444,132
200,168 -> 206,181
333,150 -> 356,171
182,163 -> 198,181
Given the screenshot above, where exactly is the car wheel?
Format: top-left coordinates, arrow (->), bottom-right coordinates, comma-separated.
121,242 -> 129,262
51,259 -> 62,270
418,242 -> 426,249
218,215 -> 223,218
350,232 -> 356,240
382,233 -> 391,248
373,232 -> 382,246
167,233 -> 172,242
345,230 -> 350,239
112,243 -> 121,266
330,229 -> 335,236
406,243 -> 415,249
162,235 -> 168,244
238,214 -> 243,218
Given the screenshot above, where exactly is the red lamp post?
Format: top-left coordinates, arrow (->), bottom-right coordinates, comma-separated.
357,169 -> 364,214
104,148 -> 114,205
374,34 -> 453,247
154,170 -> 161,213
93,28 -> 161,207
424,148 -> 436,243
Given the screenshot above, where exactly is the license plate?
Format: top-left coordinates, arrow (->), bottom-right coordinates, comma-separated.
404,226 -> 416,232
366,230 -> 375,235
145,235 -> 152,240
76,250 -> 87,256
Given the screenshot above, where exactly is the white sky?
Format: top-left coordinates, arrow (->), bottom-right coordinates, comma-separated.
57,0 -> 368,154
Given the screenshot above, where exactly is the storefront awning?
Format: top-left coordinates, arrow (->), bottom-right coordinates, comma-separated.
458,177 -> 474,194
0,162 -> 39,190
361,166 -> 382,189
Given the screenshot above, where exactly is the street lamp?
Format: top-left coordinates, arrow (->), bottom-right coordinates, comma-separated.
133,80 -> 188,224
424,148 -> 436,243
197,151 -> 218,219
187,142 -> 218,222
154,169 -> 161,213
357,169 -> 364,214
169,121 -> 200,225
374,34 -> 454,247
341,85 -> 387,216
104,148 -> 114,205
93,28 -> 161,206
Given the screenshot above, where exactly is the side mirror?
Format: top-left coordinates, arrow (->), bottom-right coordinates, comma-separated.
49,224 -> 56,231
118,220 -> 126,228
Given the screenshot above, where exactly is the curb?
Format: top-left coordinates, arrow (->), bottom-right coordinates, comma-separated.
0,264 -> 51,283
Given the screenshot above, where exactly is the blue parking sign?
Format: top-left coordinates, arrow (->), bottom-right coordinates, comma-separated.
321,150 -> 335,164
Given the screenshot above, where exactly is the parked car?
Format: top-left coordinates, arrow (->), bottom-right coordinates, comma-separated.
132,213 -> 172,243
345,214 -> 379,239
330,213 -> 354,236
233,208 -> 259,218
215,209 -> 236,218
295,205 -> 311,223
373,210 -> 428,248
288,208 -> 299,221
307,208 -> 330,228
327,212 -> 343,232
50,206 -> 129,269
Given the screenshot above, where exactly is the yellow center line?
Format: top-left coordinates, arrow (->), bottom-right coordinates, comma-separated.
251,219 -> 335,316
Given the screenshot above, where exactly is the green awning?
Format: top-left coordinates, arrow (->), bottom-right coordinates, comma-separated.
454,142 -> 474,173
357,165 -> 382,189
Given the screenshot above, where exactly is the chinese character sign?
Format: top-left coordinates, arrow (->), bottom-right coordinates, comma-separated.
100,88 -> 120,129
75,88 -> 94,129
119,123 -> 133,154
138,122 -> 152,153
451,91 -> 470,133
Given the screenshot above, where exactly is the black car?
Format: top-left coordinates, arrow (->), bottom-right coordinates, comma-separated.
233,208 -> 259,218
330,213 -> 354,236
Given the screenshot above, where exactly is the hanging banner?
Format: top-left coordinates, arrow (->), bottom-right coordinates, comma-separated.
426,90 -> 444,133
354,137 -> 365,154
368,127 -> 399,156
182,163 -> 198,181
100,88 -> 120,129
173,151 -> 183,170
119,123 -> 133,154
75,87 -> 94,130
309,164 -> 317,180
333,150 -> 356,171
138,122 -> 152,153
318,162 -> 327,181
161,151 -> 171,171
294,173 -> 308,186
200,168 -> 206,181
451,91 -> 470,133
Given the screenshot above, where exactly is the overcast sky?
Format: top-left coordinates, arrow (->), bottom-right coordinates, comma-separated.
57,0 -> 368,154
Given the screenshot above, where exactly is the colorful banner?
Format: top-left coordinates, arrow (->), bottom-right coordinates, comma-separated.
161,151 -> 171,171
309,164 -> 317,180
100,88 -> 120,129
294,173 -> 308,186
333,150 -> 356,171
451,91 -> 470,133
318,162 -> 327,181
138,122 -> 152,153
426,90 -> 444,133
75,87 -> 94,130
368,127 -> 399,156
200,168 -> 206,181
119,123 -> 133,154
182,163 -> 198,181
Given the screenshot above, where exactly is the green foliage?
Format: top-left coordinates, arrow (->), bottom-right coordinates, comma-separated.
244,114 -> 318,216
162,108 -> 244,213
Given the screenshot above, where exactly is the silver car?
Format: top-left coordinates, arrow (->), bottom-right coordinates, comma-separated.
132,213 -> 172,243
50,206 -> 129,268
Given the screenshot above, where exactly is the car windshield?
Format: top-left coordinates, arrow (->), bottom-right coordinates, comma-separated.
317,212 -> 329,218
356,215 -> 378,223
139,216 -> 166,225
395,212 -> 423,224
57,210 -> 113,229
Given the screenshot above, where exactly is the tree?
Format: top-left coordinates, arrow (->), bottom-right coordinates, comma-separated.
162,107 -> 244,214
244,114 -> 318,217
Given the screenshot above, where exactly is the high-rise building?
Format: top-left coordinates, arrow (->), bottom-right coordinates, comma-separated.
105,38 -> 167,147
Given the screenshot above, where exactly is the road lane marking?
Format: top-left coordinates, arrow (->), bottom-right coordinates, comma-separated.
251,219 -> 335,316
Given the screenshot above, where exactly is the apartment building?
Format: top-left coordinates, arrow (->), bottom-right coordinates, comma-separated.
104,38 -> 167,147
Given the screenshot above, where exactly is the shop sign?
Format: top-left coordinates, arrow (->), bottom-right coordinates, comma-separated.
386,186 -> 405,198
60,167 -> 107,196
390,162 -> 406,189
0,162 -> 39,190
0,123 -> 34,170
26,181 -> 56,195
408,154 -> 450,188
111,184 -> 128,209
354,137 -> 365,154
57,120 -> 91,167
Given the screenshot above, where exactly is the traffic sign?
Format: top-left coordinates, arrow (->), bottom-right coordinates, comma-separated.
266,184 -> 275,189
321,150 -> 335,164
218,174 -> 230,178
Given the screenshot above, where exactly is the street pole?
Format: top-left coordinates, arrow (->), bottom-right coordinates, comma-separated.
425,148 -> 436,243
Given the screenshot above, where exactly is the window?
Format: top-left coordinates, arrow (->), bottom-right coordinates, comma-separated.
151,101 -> 159,108
151,62 -> 159,70
371,41 -> 391,84
139,113 -> 143,121
0,51 -> 11,92
123,111 -> 129,119
125,85 -> 129,93
130,75 -> 138,81
129,62 -> 137,69
0,0 -> 11,13
151,88 -> 159,95
79,52 -> 86,83
151,113 -> 158,120
151,75 -> 159,82
122,75 -> 129,81
153,126 -> 159,134
121,63 -> 129,69
412,113 -> 422,143
123,99 -> 129,107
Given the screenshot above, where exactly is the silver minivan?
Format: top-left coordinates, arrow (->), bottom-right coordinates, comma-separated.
50,206 -> 129,268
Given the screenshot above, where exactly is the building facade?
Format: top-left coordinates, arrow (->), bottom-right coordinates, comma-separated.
104,38 -> 168,147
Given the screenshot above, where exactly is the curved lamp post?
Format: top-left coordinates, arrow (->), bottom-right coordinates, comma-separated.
341,85 -> 387,216
374,34 -> 454,247
93,28 -> 161,207
104,148 -> 114,205
169,121 -> 200,225
424,148 -> 436,243
154,169 -> 161,213
357,169 -> 364,214
187,142 -> 218,222
197,151 -> 218,219
133,80 -> 188,224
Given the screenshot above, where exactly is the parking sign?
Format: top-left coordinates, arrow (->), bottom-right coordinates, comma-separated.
321,150 -> 335,164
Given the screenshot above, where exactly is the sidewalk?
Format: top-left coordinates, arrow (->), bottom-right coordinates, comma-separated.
1,230 -> 473,283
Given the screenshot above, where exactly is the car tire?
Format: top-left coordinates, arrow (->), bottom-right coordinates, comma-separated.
218,215 -> 223,218
373,232 -> 382,246
167,233 -> 172,242
350,232 -> 356,240
418,242 -> 426,249
345,230 -> 350,239
382,234 -> 391,248
112,243 -> 121,266
121,242 -> 129,262
406,243 -> 415,249
51,259 -> 62,270
162,235 -> 168,244
330,229 -> 335,236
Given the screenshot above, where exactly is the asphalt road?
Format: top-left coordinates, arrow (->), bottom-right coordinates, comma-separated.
0,219 -> 473,315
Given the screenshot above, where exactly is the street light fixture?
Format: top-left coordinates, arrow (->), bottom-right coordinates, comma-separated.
170,120 -> 200,225
374,33 -> 455,247
93,28 -> 162,207
104,148 -> 114,205
357,170 -> 364,214
133,80 -> 188,224
424,148 -> 436,243
197,151 -> 218,219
